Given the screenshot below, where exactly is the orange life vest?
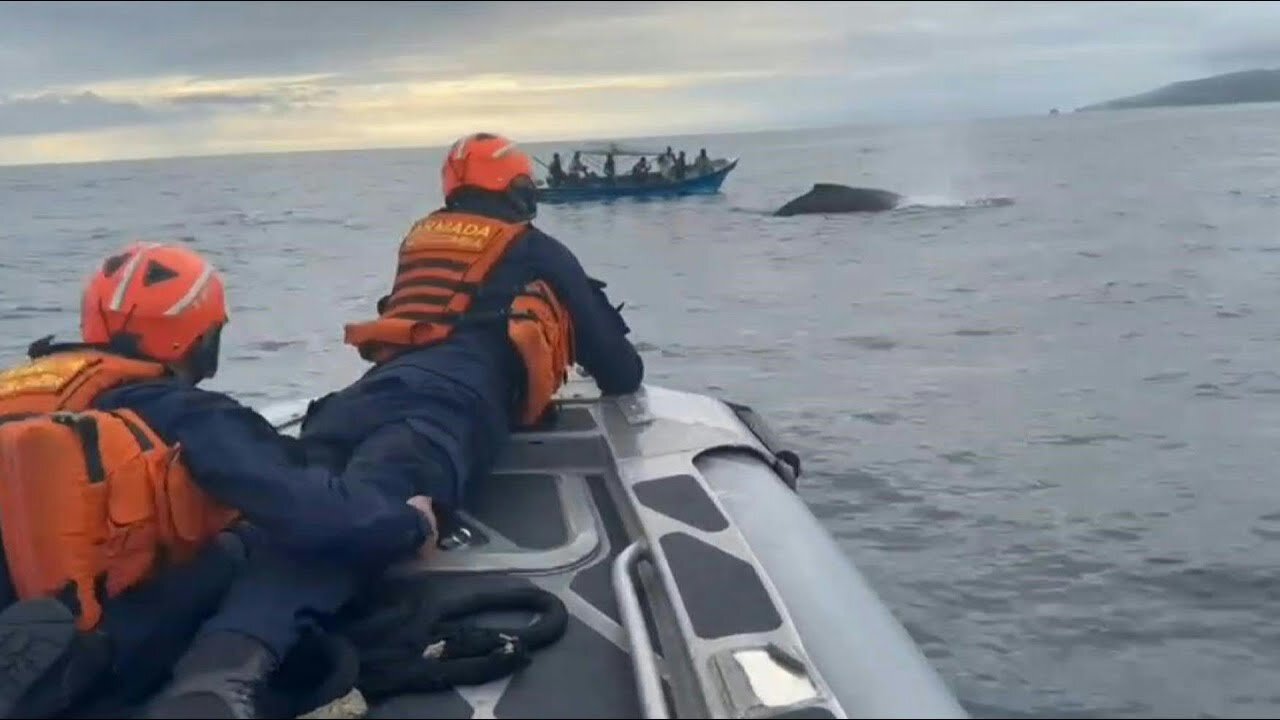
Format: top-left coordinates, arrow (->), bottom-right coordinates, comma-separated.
344,211 -> 576,427
0,348 -> 239,631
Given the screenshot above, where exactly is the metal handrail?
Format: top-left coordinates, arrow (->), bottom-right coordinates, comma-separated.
611,541 -> 670,719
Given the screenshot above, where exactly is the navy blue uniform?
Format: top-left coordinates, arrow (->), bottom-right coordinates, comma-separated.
300,194 -> 644,509
90,381 -> 425,672
94,382 -> 431,566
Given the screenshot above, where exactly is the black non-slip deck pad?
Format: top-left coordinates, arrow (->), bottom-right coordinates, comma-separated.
364,574 -> 642,719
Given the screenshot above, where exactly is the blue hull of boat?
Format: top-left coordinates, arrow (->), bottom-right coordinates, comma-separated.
536,159 -> 738,204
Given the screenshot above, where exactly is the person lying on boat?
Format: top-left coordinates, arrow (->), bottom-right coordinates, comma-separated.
0,243 -> 439,719
302,131 -> 645,557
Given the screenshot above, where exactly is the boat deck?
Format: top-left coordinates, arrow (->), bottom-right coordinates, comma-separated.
261,374 -> 967,719
271,377 -> 842,719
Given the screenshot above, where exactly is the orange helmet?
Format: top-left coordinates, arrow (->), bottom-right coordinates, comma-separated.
81,241 -> 229,366
441,132 -> 534,200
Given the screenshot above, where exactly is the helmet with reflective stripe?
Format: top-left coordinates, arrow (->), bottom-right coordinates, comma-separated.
80,242 -> 229,366
441,132 -> 534,200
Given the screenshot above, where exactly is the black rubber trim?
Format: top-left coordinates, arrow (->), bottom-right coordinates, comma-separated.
723,400 -> 802,489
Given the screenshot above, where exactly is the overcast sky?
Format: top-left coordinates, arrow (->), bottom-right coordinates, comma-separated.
2,0 -> 1279,166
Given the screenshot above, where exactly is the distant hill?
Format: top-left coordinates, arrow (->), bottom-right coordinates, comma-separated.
1077,68 -> 1280,112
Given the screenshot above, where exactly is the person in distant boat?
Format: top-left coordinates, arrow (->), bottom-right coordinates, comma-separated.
547,152 -> 565,186
630,155 -> 650,178
603,152 -> 616,181
656,149 -> 673,179
0,242 -> 438,719
303,132 -> 645,577
693,148 -> 712,175
674,150 -> 688,180
568,151 -> 586,178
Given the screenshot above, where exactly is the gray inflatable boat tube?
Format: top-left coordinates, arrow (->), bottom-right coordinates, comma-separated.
695,448 -> 968,719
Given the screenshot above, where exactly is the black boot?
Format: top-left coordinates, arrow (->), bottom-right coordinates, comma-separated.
0,596 -> 111,719
142,631 -> 278,719
259,631 -> 360,719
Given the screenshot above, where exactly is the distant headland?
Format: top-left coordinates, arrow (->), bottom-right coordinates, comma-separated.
1077,68 -> 1280,112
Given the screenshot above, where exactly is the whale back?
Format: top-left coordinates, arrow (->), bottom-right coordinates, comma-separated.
811,183 -> 854,193
773,183 -> 901,215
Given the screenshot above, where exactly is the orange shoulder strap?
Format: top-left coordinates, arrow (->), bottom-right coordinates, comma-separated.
0,350 -> 168,417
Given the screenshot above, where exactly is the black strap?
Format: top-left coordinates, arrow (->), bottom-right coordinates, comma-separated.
50,413 -> 105,485
25,336 -> 152,363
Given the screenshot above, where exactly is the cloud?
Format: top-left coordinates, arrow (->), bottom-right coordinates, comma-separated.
0,73 -> 344,141
0,91 -> 155,136
0,1 -> 621,95
4,1 -> 1280,166
1202,34 -> 1280,74
162,86 -> 337,110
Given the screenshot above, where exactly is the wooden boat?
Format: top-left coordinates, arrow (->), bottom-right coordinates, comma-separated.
534,144 -> 738,204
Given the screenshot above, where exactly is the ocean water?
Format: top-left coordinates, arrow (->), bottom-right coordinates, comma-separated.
4,103 -> 1280,718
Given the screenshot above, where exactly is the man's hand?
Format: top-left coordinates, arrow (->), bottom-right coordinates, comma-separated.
406,495 -> 439,561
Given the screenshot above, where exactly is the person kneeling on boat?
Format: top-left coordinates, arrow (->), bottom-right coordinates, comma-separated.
0,242 -> 438,719
301,131 -> 645,538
